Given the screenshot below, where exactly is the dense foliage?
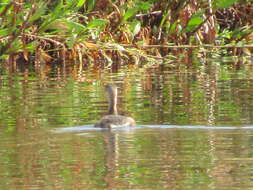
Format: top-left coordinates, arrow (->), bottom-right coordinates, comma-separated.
0,0 -> 252,65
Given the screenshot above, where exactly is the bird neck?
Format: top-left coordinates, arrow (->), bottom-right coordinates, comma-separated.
108,88 -> 118,115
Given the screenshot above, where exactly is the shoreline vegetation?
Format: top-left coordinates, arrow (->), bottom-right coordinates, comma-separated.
0,0 -> 252,68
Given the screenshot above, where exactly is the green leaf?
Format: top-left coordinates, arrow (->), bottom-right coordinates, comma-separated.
7,38 -> 22,53
214,0 -> 238,9
129,21 -> 141,36
185,16 -> 203,32
86,19 -> 108,29
77,0 -> 86,7
136,1 -> 152,11
122,8 -> 138,23
87,0 -> 96,12
188,17 -> 203,26
168,21 -> 177,34
0,28 -> 9,36
25,41 -> 38,53
65,35 -> 77,48
66,0 -> 75,7
28,2 -> 47,23
0,0 -> 11,14
52,1 -> 64,16
64,20 -> 87,33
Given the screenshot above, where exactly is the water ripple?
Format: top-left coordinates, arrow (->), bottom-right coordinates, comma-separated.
51,125 -> 253,133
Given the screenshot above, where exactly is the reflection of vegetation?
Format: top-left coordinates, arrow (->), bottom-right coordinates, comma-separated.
0,0 -> 252,66
1,122 -> 252,189
1,63 -> 253,189
2,62 -> 253,128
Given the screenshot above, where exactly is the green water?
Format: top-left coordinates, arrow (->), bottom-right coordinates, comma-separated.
1,61 -> 253,189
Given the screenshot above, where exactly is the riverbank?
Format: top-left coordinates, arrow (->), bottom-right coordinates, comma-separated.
0,0 -> 252,67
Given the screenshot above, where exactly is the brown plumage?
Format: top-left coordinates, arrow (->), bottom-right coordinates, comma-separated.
94,84 -> 136,128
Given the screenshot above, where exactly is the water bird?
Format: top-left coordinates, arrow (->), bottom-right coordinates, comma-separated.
94,84 -> 136,128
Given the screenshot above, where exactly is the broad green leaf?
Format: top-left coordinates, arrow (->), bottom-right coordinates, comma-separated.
133,22 -> 141,36
87,19 -> 108,29
168,21 -> 177,34
66,0 -> 75,7
7,38 -> 22,53
136,1 -> 152,11
87,0 -> 96,12
136,40 -> 145,45
214,0 -> 238,9
65,35 -> 77,47
232,26 -> 253,39
185,17 -> 203,32
0,0 -> 10,13
25,41 -> 38,53
77,0 -> 86,7
64,20 -> 86,33
0,28 -> 9,36
0,54 -> 8,60
65,0 -> 84,10
122,8 -> 138,23
188,17 -> 203,26
129,21 -> 141,36
38,1 -> 72,33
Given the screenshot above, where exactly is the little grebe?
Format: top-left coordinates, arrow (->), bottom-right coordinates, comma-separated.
94,84 -> 136,128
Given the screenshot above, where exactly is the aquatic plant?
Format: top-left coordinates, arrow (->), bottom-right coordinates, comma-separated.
0,0 -> 252,67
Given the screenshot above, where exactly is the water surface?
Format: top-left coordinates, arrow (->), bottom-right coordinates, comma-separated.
1,60 -> 253,189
